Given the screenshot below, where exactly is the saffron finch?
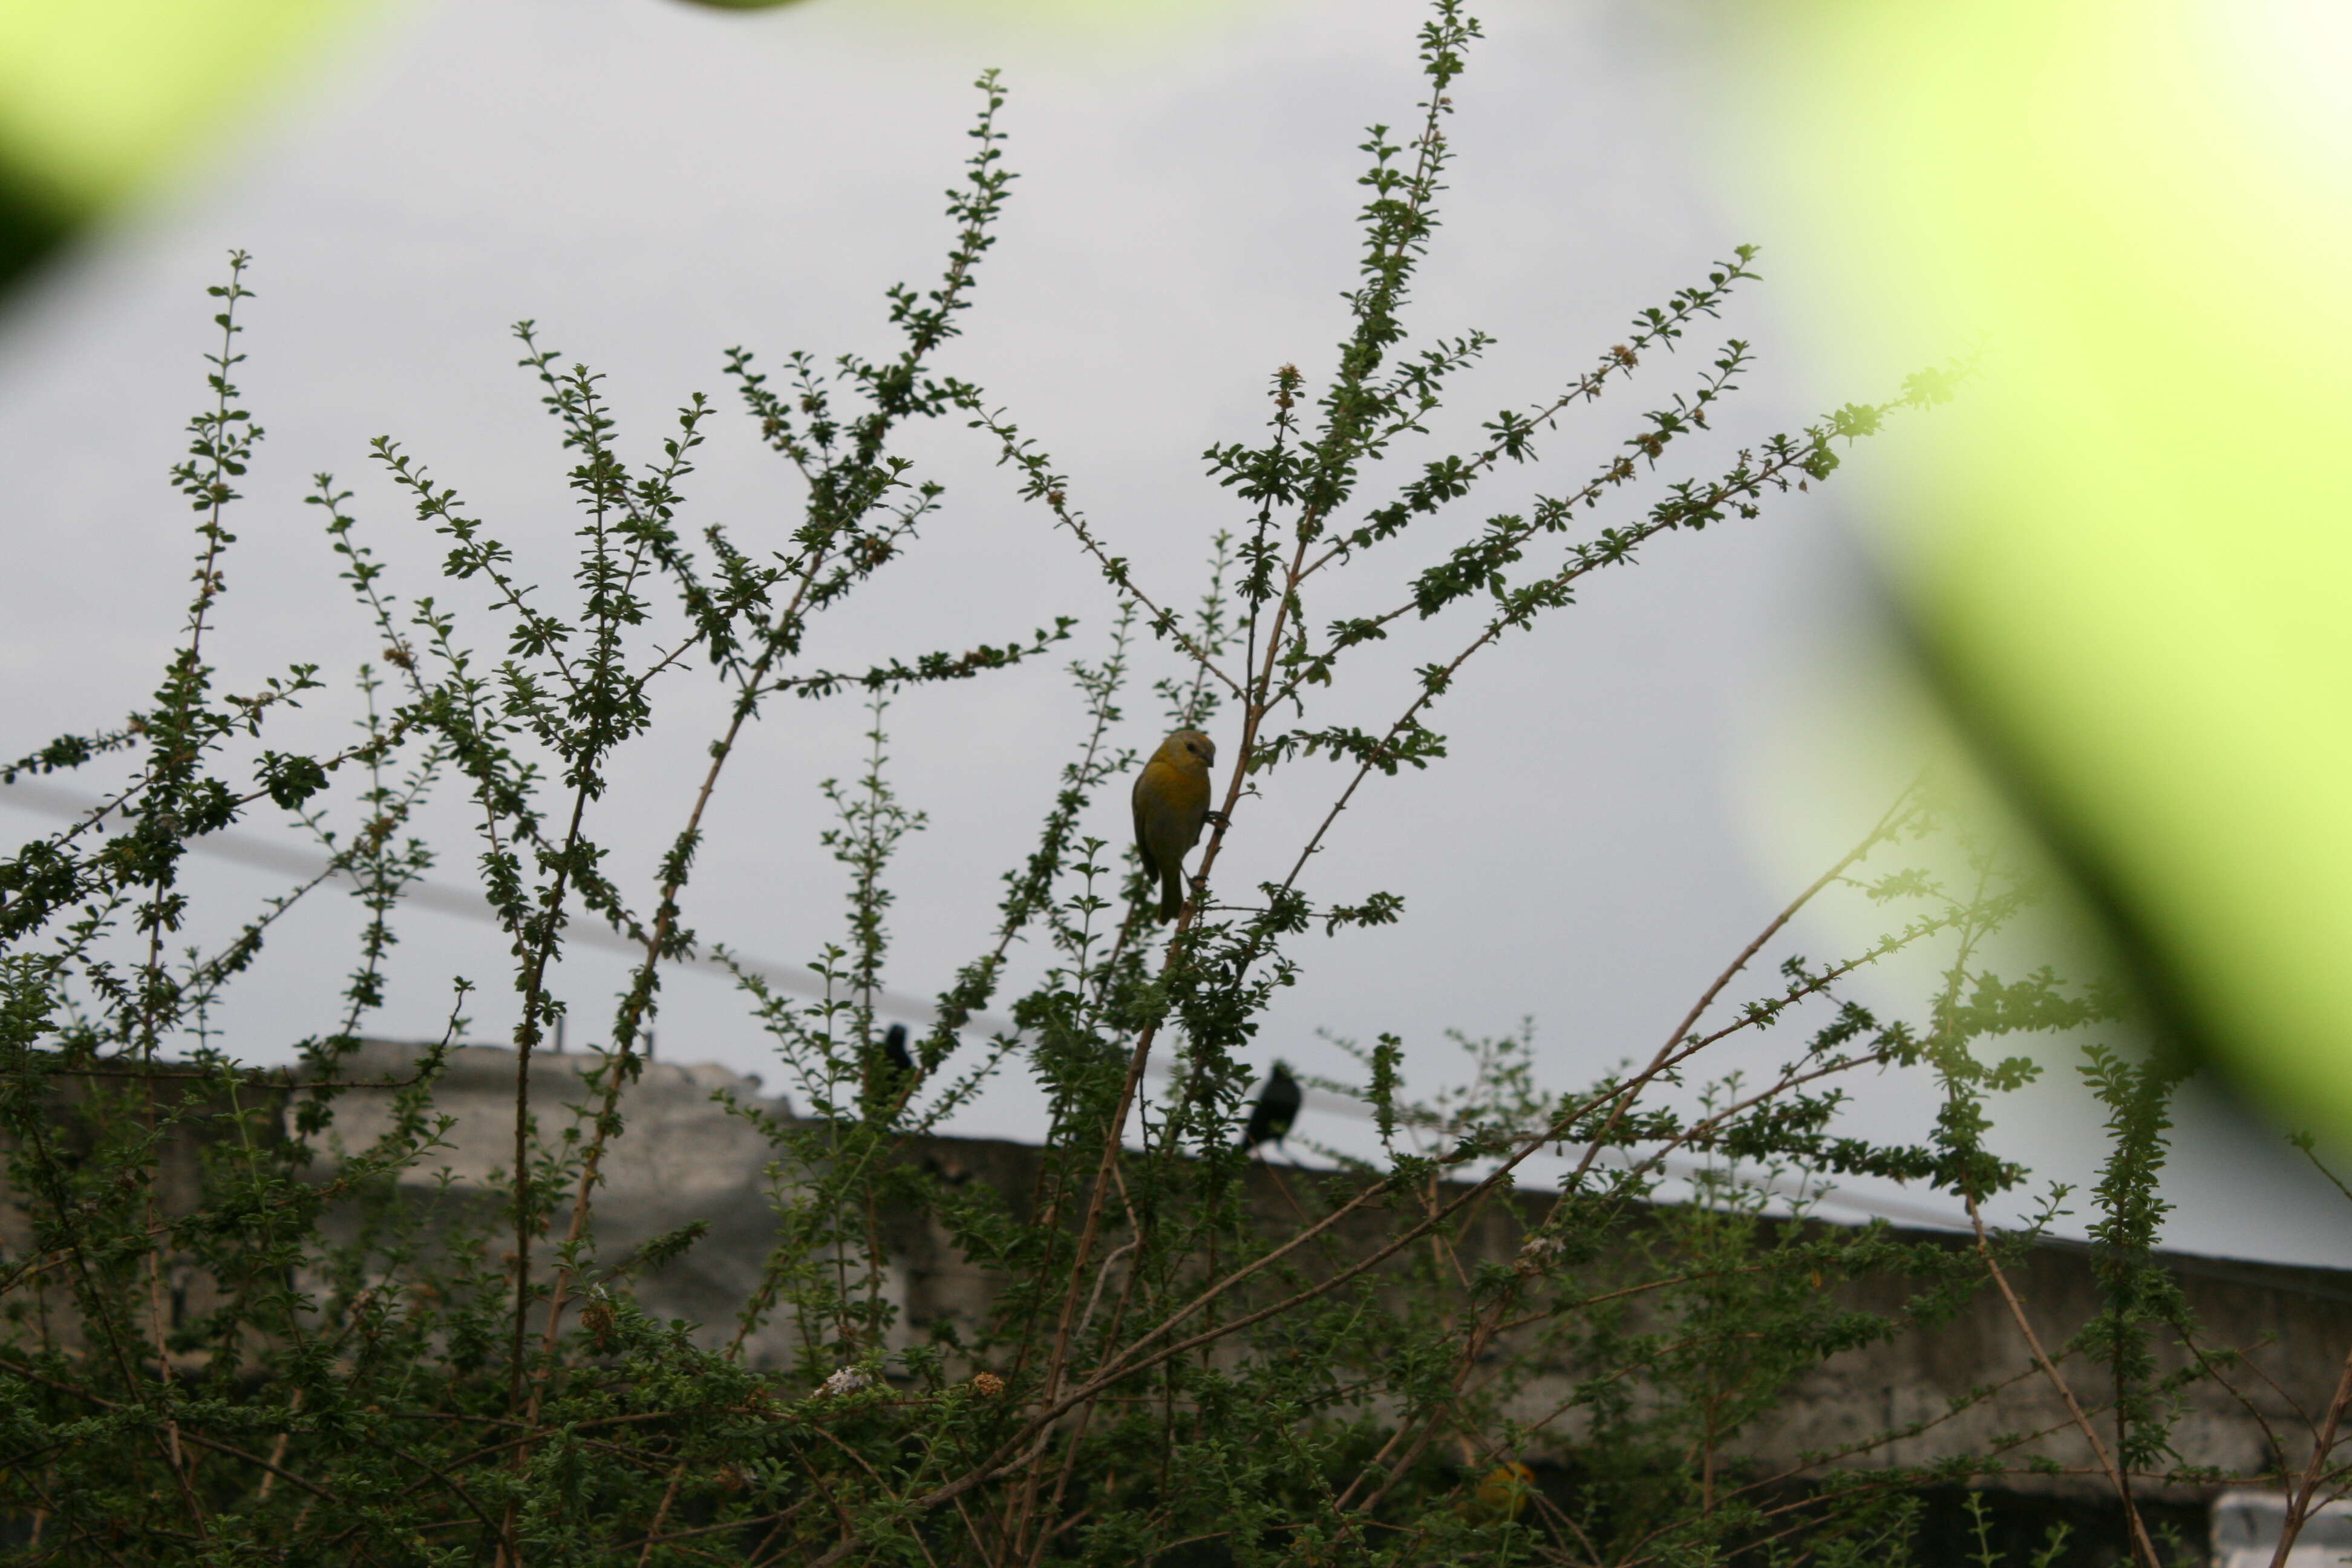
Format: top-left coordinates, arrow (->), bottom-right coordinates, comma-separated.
1459,1461 -> 1535,1523
1132,728 -> 1216,921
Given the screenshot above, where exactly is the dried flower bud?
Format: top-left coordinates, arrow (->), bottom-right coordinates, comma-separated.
580,1287 -> 617,1351
970,1371 -> 1006,1397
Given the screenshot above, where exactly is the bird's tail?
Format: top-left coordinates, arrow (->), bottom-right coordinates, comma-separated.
1160,866 -> 1183,922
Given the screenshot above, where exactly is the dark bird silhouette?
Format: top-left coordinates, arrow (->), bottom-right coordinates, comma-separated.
1240,1062 -> 1302,1155
881,1023 -> 915,1080
860,1024 -> 918,1122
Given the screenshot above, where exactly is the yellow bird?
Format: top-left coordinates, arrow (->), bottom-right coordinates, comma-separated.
1458,1460 -> 1535,1524
1131,729 -> 1217,921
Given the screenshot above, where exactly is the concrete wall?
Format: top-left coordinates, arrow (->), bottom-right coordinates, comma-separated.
310,1037 -> 826,1353
11,1037 -> 2350,1517
300,1041 -> 2352,1507
1754,1237 -> 2350,1498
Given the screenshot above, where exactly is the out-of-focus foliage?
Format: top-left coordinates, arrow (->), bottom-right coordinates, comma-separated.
0,0 -> 357,282
1735,0 -> 2352,1138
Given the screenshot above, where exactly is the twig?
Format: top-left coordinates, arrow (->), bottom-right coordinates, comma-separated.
1967,1195 -> 2161,1568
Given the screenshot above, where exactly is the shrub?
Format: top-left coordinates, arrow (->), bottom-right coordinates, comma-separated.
0,6 -> 2316,1566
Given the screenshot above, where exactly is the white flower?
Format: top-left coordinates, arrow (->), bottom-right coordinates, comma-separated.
818,1367 -> 872,1398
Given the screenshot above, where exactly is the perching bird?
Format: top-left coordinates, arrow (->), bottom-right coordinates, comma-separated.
881,1023 -> 915,1080
1132,728 -> 1217,921
1457,1461 -> 1535,1524
1240,1062 -> 1302,1154
863,1024 -> 916,1121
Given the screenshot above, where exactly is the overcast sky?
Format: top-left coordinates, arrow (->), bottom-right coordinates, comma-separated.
4,0 -> 2345,1266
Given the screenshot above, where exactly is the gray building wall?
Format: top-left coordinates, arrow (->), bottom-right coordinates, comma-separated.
9,1038 -> 2348,1515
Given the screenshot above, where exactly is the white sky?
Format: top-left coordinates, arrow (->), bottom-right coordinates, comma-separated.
3,0 -> 2347,1267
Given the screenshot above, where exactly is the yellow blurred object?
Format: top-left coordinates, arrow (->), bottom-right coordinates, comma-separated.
0,0 -> 349,217
1733,1 -> 2352,1134
0,0 -> 822,286
1458,1460 -> 1534,1524
1132,728 -> 1215,922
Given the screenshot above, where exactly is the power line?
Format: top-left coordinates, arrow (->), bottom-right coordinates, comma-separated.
0,776 -> 1011,1036
0,777 -> 1973,1233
